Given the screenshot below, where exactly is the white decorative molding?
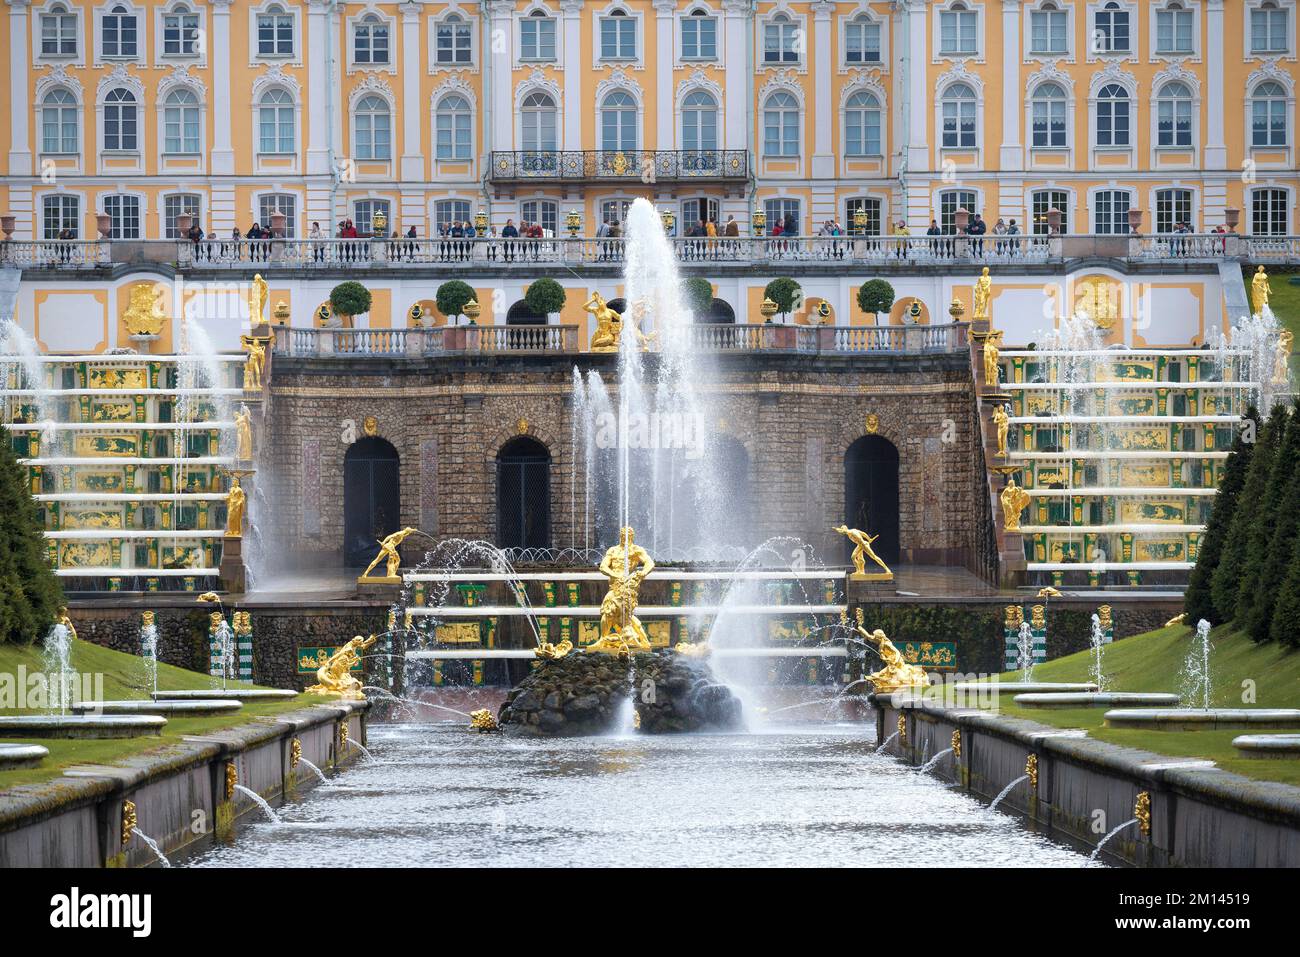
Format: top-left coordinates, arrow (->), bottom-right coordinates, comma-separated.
936,58 -> 985,97
1024,58 -> 1073,96
95,61 -> 142,102
839,68 -> 887,108
594,65 -> 642,104
350,70 -> 396,107
1247,56 -> 1295,93
1088,59 -> 1137,96
251,62 -> 301,102
515,67 -> 563,107
157,64 -> 206,98
431,70 -> 477,109
757,67 -> 804,104
1152,59 -> 1200,95
34,62 -> 82,103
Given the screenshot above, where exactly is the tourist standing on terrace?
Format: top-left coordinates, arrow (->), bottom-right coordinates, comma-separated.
502,219 -> 518,262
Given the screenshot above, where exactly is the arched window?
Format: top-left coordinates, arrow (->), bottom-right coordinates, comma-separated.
521,91 -> 557,151
1032,82 -> 1067,147
435,94 -> 472,160
1156,81 -> 1193,147
845,91 -> 882,156
103,88 -> 137,151
941,83 -> 977,148
354,94 -> 391,160
496,437 -> 551,550
1155,187 -> 1193,233
435,13 -> 472,64
41,89 -> 78,154
353,14 -> 389,65
257,88 -> 295,154
102,4 -> 137,58
763,12 -> 799,62
1096,83 -> 1130,147
681,90 -> 717,151
763,91 -> 799,156
600,90 -> 637,152
163,88 -> 200,154
1251,81 -> 1288,147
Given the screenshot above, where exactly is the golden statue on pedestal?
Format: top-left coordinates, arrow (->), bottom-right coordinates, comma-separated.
1252,265 -> 1271,317
239,334 -> 272,391
1274,329 -> 1293,385
973,266 -> 993,322
585,292 -> 624,352
992,403 -> 1010,457
983,330 -> 1002,387
587,526 -> 655,656
834,525 -> 893,581
225,475 -> 246,537
1000,477 -> 1031,533
248,273 -> 269,325
359,526 -> 419,583
305,634 -> 376,699
234,406 -> 253,462
852,609 -> 927,693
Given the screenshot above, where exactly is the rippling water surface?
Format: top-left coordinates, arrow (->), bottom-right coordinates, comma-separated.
189,722 -> 1095,867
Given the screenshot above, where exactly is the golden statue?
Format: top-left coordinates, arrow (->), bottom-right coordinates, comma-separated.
833,525 -> 892,581
239,334 -> 271,391
992,403 -> 1009,457
1036,586 -> 1062,598
55,606 -> 78,642
1274,329 -> 1293,385
122,283 -> 166,338
1165,613 -> 1186,628
674,640 -> 711,658
534,639 -> 573,660
587,526 -> 655,655
585,292 -> 624,352
469,708 -> 500,732
248,273 -> 269,325
624,298 -> 659,350
305,634 -> 376,699
973,266 -> 992,322
851,614 -> 927,693
1000,477 -> 1031,532
983,330 -> 1002,387
359,526 -> 419,583
234,407 -> 253,462
1251,265 -> 1271,316
225,475 -> 246,537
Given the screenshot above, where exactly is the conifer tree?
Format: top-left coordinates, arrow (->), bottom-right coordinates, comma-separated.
1270,514 -> 1300,648
1237,402 -> 1300,640
0,439 -> 62,644
1211,404 -> 1286,622
1184,407 -> 1257,623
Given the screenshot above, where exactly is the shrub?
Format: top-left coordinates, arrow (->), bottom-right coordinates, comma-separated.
524,278 -> 566,317
1239,401 -> 1300,642
857,279 -> 896,319
435,280 -> 476,321
0,440 -> 62,644
764,277 -> 801,318
682,277 -> 715,317
329,281 -> 372,318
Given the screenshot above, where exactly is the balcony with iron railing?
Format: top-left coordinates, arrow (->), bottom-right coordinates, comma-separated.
488,149 -> 750,183
272,320 -> 969,359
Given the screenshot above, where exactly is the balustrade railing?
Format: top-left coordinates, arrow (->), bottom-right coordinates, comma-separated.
0,239 -> 111,268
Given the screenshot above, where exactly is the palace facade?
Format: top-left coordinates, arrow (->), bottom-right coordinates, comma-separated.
1,0 -> 1298,243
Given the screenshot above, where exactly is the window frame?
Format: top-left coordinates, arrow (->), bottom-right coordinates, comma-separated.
435,93 -> 473,161
257,87 -> 297,155
353,93 -> 393,162
40,87 -> 80,155
599,10 -> 638,62
681,8 -> 718,61
519,11 -> 558,62
102,192 -> 142,239
762,90 -> 801,157
42,193 -> 81,240
844,90 -> 882,157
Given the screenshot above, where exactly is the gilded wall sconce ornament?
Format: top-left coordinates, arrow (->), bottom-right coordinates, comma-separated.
290,737 -> 302,771
951,729 -> 962,759
1025,753 -> 1039,791
587,526 -> 655,655
833,525 -> 893,581
363,414 -> 378,437
1000,477 -> 1030,533
896,714 -> 907,745
865,413 -> 879,434
224,761 -> 237,801
121,799 -> 137,847
973,266 -> 992,322
359,526 -> 419,583
305,634 -> 377,699
1135,791 -> 1151,836
469,709 -> 500,732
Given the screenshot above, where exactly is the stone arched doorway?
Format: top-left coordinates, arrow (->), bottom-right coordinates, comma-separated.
844,435 -> 900,566
343,436 -> 401,567
496,436 -> 551,549
506,300 -> 547,325
694,298 -> 736,323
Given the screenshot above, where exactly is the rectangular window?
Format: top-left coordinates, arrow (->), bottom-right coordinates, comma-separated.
1031,190 -> 1069,235
1094,7 -> 1131,53
354,199 -> 390,237
1158,98 -> 1192,147
939,191 -> 977,232
763,18 -> 799,63
103,194 -> 141,239
354,21 -> 389,64
164,102 -> 200,154
1093,189 -> 1131,234
164,194 -> 201,238
435,18 -> 472,64
1252,98 -> 1288,146
163,13 -> 200,56
1030,9 -> 1068,54
1251,188 -> 1289,235
846,197 -> 882,236
845,20 -> 881,63
845,106 -> 881,156
102,11 -> 138,58
520,16 -> 556,60
681,15 -> 717,59
42,195 -> 79,240
521,200 -> 558,235
1155,189 -> 1193,232
1155,8 -> 1193,53
258,195 -> 296,237
435,199 -> 471,231
1251,7 -> 1290,53
763,198 -> 801,235
600,16 -> 636,59
257,13 -> 294,56
41,12 -> 78,56
939,10 -> 978,55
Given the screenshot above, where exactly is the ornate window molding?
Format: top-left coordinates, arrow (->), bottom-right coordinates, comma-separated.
515,2 -> 561,63
1085,0 -> 1139,65
34,1 -> 85,67
93,0 -> 143,67
934,61 -> 984,164
1244,58 -> 1295,165
757,3 -> 807,73
346,6 -> 397,75
247,0 -> 301,66
1024,0 -> 1076,64
156,1 -> 207,67
35,66 -> 84,170
1087,61 -> 1137,162
1245,1 -> 1297,62
1149,0 -> 1201,64
432,72 -> 477,165
157,66 -> 207,165
593,1 -> 645,70
1150,61 -> 1200,163
1024,61 -> 1076,163
676,2 -> 723,68
430,3 -> 479,72
932,0 -> 984,64
838,6 -> 889,73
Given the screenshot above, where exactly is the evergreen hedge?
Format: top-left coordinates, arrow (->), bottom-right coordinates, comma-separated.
0,439 -> 62,644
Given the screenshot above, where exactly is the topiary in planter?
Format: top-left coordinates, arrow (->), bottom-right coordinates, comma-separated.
435,279 -> 476,322
857,279 -> 896,321
525,277 -> 566,317
682,277 -> 715,317
329,281 -> 372,319
763,277 -> 801,319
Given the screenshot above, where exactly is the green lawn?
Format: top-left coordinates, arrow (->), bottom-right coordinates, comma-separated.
0,638 -> 325,788
992,624 -> 1300,786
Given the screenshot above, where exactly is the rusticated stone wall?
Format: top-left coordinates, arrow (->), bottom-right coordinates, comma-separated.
262,350 -> 989,574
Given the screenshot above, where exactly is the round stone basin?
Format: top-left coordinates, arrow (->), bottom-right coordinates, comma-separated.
1014,692 -> 1181,709
950,682 -> 1099,695
0,743 -> 50,768
73,699 -> 243,717
1232,734 -> 1300,759
152,689 -> 298,702
0,715 -> 166,739
1104,709 -> 1300,731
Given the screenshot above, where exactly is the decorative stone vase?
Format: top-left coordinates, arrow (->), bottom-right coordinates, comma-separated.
96,213 -> 112,238
1,215 -> 15,240
176,214 -> 192,236
1224,208 -> 1240,233
955,207 -> 970,234
1046,208 -> 1063,235
1126,207 -> 1144,234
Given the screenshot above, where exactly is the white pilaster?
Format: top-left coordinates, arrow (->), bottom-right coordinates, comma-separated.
561,0 -> 583,150
722,0 -> 749,151
7,0 -> 32,177
999,0 -> 1022,171
904,0 -> 929,174
400,2 -> 423,181
490,0 -> 514,151
1205,0 -> 1227,170
811,0 -> 834,179
305,0 -> 331,176
654,0 -> 675,150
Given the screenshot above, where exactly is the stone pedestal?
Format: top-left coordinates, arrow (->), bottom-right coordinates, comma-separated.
219,535 -> 246,594
355,577 -> 402,602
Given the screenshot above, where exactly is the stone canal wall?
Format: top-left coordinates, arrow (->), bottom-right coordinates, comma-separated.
873,696 -> 1300,867
0,701 -> 368,868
